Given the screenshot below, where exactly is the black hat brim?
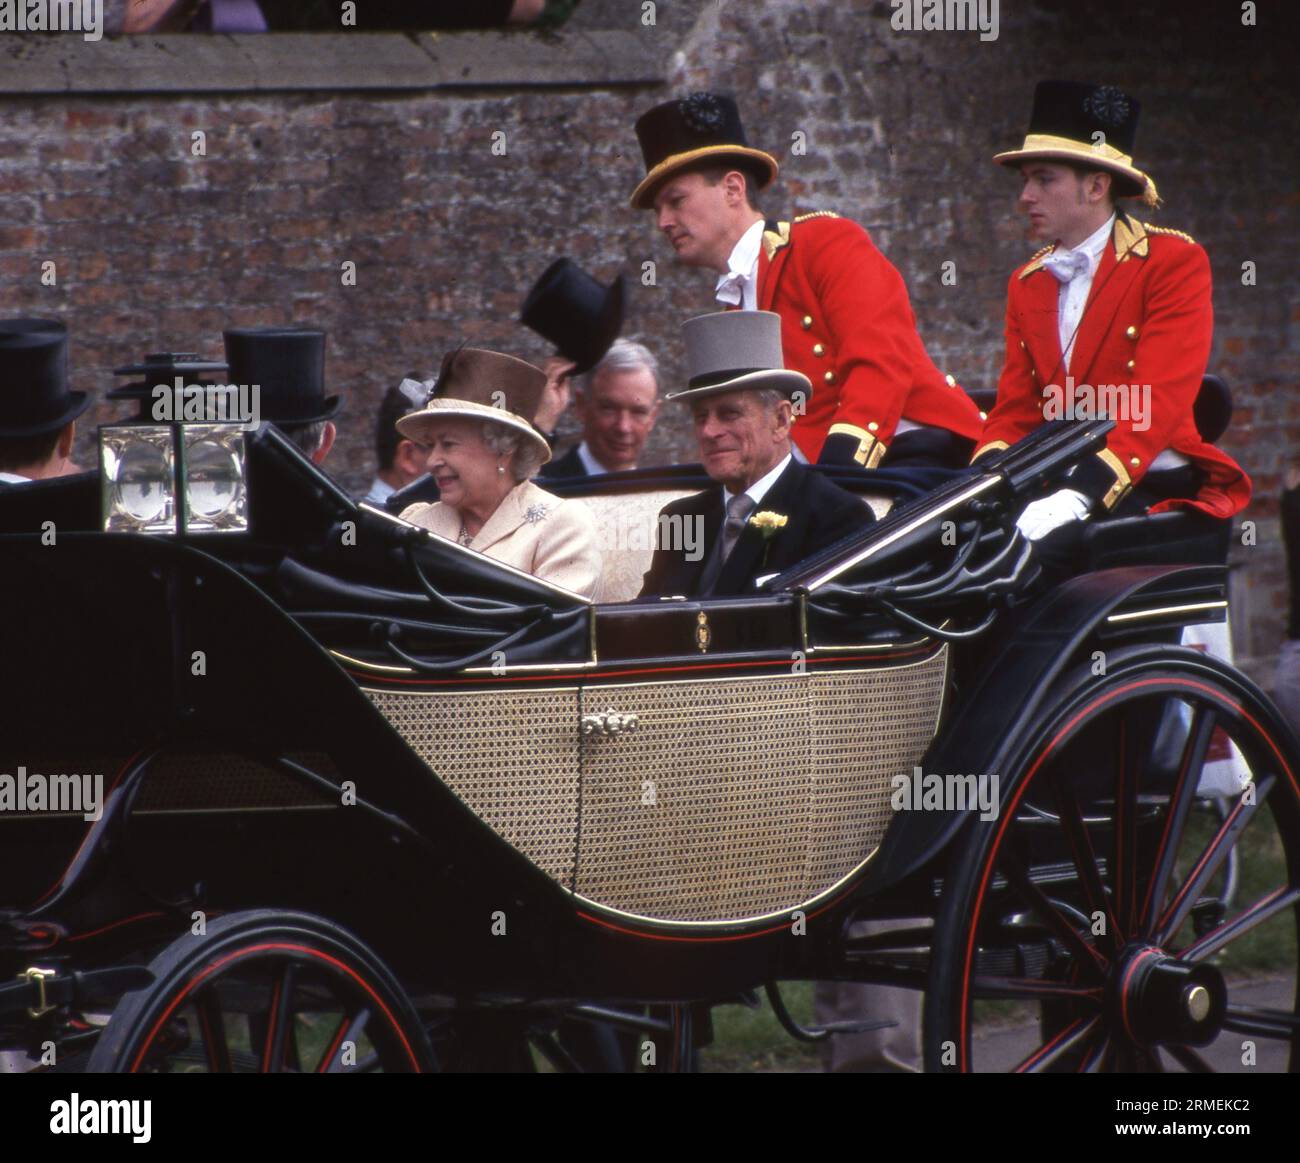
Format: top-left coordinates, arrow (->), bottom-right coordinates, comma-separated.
0,391 -> 89,438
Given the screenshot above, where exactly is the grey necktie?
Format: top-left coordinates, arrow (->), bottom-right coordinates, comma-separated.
699,493 -> 756,594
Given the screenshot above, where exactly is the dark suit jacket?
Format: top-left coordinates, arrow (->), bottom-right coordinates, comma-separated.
538,445 -> 586,480
639,458 -> 874,598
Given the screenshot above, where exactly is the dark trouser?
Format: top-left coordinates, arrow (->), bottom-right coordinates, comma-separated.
879,427 -> 976,470
1031,466 -> 1221,584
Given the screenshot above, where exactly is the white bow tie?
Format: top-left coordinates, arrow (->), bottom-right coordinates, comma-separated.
714,270 -> 747,307
1043,246 -> 1092,285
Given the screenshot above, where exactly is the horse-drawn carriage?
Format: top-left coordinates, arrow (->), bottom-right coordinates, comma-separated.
1,412 -> 1295,1073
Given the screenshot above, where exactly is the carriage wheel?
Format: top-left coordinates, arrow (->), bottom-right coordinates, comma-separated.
86,910 -> 435,1073
926,646 -> 1300,1072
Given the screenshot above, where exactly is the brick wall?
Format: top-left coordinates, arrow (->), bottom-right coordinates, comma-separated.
0,0 -> 1295,680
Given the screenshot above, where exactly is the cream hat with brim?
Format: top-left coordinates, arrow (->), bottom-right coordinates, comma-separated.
395,347 -> 551,466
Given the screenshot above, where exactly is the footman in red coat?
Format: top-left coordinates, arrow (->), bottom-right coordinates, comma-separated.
631,92 -> 983,471
976,80 -> 1252,544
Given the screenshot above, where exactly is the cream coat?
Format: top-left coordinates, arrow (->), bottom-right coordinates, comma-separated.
399,479 -> 601,599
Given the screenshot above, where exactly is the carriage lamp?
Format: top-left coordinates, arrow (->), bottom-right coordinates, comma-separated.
181,425 -> 248,534
99,423 -> 248,535
100,425 -> 175,534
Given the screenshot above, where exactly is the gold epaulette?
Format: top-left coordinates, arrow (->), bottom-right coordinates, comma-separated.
1018,244 -> 1055,279
1143,222 -> 1196,244
793,210 -> 840,223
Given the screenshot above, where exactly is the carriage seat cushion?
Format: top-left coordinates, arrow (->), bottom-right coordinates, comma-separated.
580,487 -> 894,603
1080,510 -> 1231,571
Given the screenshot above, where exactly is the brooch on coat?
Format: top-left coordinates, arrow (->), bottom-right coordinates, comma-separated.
524,503 -> 550,525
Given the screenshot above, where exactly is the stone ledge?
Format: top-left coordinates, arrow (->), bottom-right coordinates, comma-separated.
0,29 -> 664,94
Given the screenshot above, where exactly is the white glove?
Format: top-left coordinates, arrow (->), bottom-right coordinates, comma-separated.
1015,488 -> 1092,542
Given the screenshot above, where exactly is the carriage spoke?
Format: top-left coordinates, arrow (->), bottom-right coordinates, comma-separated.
195,988 -> 231,1073
1052,774 -> 1121,949
315,1014 -> 350,1073
1114,719 -> 1143,935
1178,885 -> 1300,963
1080,1035 -> 1111,1072
322,1007 -> 373,1072
1015,1015 -> 1098,1073
1220,1006 -> 1300,1041
1154,775 -> 1275,946
261,962 -> 297,1074
1163,1043 -> 1213,1072
970,976 -> 1102,1003
998,849 -> 1108,976
1139,704 -> 1217,934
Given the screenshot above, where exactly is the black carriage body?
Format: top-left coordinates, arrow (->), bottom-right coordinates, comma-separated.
5,419 -> 1292,1067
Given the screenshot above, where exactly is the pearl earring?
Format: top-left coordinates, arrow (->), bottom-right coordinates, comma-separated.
498,464 -> 505,475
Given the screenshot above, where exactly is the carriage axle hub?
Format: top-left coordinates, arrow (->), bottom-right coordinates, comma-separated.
1108,945 -> 1226,1048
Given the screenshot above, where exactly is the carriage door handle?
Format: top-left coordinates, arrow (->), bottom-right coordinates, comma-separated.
581,708 -> 639,738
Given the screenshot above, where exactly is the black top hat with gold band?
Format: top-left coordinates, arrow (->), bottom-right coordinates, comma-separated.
631,92 -> 779,211
994,80 -> 1159,207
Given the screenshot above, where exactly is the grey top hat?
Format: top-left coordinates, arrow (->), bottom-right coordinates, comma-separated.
666,310 -> 812,403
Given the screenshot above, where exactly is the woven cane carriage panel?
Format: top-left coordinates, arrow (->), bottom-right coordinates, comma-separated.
365,686 -> 581,886
134,752 -> 339,812
574,649 -> 948,923
576,675 -> 813,921
803,651 -> 949,890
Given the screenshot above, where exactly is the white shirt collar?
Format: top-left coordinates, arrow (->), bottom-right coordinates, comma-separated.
724,452 -> 792,509
0,471 -> 32,484
362,476 -> 395,505
714,218 -> 765,308
576,440 -> 612,476
1075,213 -> 1115,273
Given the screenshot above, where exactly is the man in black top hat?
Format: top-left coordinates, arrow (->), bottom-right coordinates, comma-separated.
223,327 -> 339,465
630,92 -> 983,471
640,310 -> 872,598
0,319 -> 88,485
520,257 -> 627,453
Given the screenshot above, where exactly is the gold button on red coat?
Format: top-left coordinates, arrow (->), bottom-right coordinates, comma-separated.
1127,359 -> 1136,371
868,422 -> 879,433
812,343 -> 825,357
945,374 -> 956,387
1126,325 -> 1139,340
801,315 -> 813,330
824,371 -> 836,384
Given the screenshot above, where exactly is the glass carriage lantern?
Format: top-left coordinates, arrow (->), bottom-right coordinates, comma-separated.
99,352 -> 250,536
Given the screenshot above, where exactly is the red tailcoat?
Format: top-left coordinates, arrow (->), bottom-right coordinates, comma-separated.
975,215 -> 1251,519
756,214 -> 984,466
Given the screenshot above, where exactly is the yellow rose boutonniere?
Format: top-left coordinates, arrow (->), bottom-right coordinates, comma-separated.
749,510 -> 788,538
749,510 -> 788,566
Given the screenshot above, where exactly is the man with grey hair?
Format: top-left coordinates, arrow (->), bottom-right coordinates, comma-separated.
640,311 -> 871,598
540,339 -> 661,478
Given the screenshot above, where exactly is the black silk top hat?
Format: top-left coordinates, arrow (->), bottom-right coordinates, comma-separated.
520,258 -> 626,376
395,347 -> 551,466
631,92 -> 779,210
994,80 -> 1158,206
222,327 -> 339,424
0,326 -> 88,438
667,310 -> 811,404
